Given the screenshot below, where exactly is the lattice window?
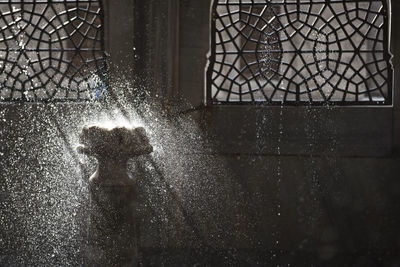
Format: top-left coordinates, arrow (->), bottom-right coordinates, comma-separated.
0,0 -> 106,102
207,0 -> 392,105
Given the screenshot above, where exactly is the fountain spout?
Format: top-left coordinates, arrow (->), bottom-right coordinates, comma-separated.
78,125 -> 153,266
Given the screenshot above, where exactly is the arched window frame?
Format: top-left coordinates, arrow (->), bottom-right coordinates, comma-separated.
206,0 -> 394,106
0,0 -> 107,102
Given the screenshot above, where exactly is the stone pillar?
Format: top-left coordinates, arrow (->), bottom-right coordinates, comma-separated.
87,161 -> 138,266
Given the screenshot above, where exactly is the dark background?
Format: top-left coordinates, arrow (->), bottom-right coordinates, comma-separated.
107,0 -> 400,265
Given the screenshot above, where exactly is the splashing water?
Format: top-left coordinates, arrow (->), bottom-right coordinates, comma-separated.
0,77 -> 234,265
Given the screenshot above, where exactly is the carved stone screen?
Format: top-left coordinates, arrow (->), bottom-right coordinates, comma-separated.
207,0 -> 392,105
0,0 -> 106,101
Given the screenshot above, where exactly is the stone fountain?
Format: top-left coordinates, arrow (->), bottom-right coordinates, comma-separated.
78,125 -> 153,266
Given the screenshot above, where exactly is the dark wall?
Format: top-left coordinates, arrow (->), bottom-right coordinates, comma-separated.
103,0 -> 400,264
156,0 -> 400,265
392,1 -> 400,152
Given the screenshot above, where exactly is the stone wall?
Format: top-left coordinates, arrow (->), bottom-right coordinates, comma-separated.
138,0 -> 400,264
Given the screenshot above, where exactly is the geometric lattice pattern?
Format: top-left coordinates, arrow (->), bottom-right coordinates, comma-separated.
207,0 -> 392,105
0,0 -> 106,101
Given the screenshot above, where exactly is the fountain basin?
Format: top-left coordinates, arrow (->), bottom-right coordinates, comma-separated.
78,125 -> 153,185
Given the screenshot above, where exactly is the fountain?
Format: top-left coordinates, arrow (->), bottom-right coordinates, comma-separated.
77,125 -> 153,266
